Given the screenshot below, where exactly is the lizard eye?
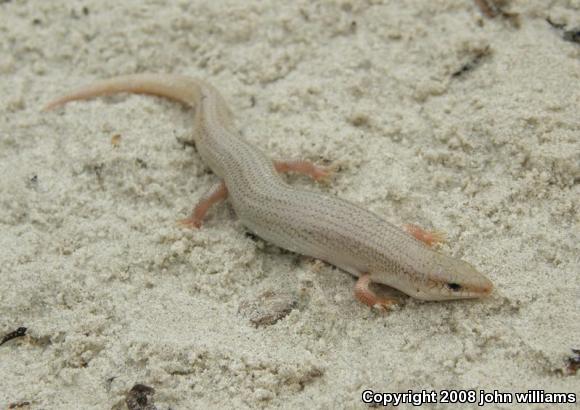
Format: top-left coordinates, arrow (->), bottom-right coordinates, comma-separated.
447,282 -> 462,291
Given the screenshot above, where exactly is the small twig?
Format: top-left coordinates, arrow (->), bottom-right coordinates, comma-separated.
563,29 -> 580,44
8,401 -> 31,409
0,327 -> 27,346
126,384 -> 157,410
566,349 -> 580,375
452,46 -> 491,78
474,0 -> 520,27
474,0 -> 497,18
546,17 -> 566,30
547,18 -> 580,45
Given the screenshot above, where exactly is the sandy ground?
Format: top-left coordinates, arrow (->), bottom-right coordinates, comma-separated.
1,0 -> 579,409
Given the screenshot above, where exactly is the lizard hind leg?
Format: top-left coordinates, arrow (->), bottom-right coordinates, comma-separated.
178,181 -> 228,229
274,159 -> 335,183
354,274 -> 398,312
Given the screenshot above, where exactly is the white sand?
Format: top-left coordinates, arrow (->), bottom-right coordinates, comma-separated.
1,1 -> 579,409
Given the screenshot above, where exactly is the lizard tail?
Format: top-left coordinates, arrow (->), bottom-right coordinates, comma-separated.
43,74 -> 210,112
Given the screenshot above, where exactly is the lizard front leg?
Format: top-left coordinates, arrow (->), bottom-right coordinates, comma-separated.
354,273 -> 398,311
403,224 -> 446,248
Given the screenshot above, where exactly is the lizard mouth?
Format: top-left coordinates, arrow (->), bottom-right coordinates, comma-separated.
480,281 -> 494,296
463,279 -> 494,298
440,277 -> 494,299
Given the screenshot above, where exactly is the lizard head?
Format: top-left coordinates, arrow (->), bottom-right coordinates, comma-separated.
399,252 -> 494,301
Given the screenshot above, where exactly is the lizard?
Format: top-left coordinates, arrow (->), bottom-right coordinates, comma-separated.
45,74 -> 494,310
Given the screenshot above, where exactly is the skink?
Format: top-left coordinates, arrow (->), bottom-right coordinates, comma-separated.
45,74 -> 493,310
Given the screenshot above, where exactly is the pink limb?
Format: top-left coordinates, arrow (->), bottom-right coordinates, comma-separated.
178,181 -> 228,229
403,224 -> 447,248
354,274 -> 398,311
274,159 -> 333,182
